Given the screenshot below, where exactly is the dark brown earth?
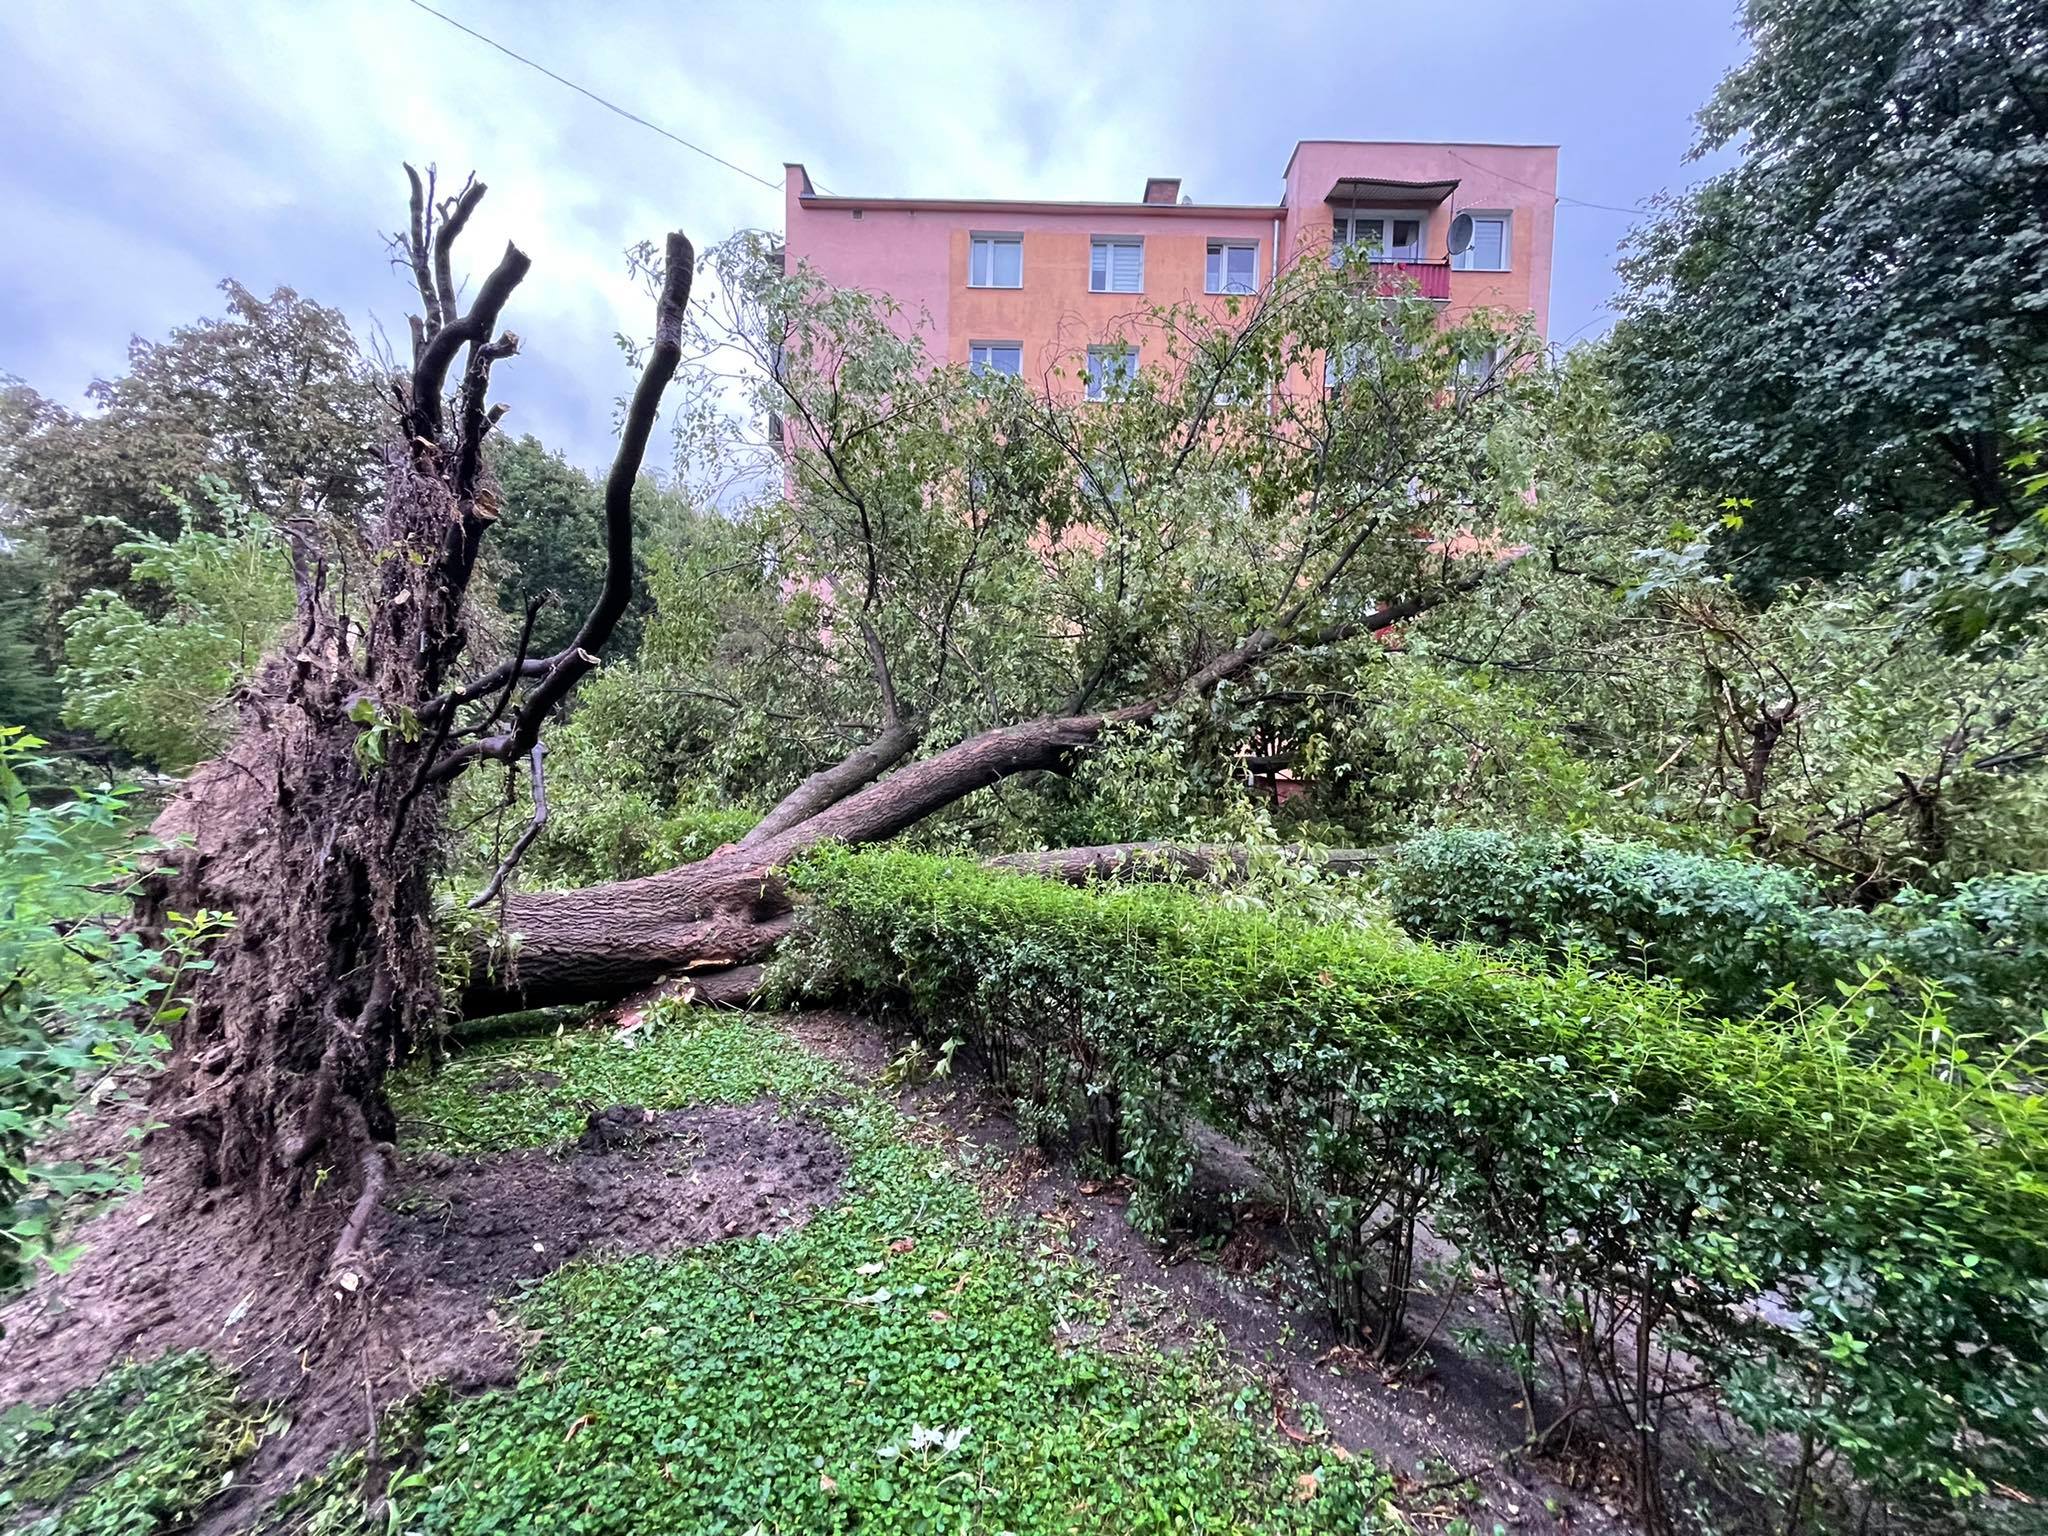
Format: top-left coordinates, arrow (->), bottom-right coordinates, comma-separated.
0,1094 -> 846,1530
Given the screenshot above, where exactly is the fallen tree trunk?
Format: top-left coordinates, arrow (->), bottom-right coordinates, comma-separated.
464,835 -> 1392,1017
465,853 -> 792,1015
464,567 -> 1514,1018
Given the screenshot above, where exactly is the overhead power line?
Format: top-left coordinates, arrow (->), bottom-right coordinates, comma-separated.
403,0 -> 816,196
1445,149 -> 1652,217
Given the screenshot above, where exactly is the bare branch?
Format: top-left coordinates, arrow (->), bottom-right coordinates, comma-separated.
399,163 -> 439,331
409,237 -> 533,441
432,230 -> 695,781
433,173 -> 485,330
470,743 -> 549,909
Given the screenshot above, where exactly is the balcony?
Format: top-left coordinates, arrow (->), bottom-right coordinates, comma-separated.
1368,259 -> 1451,302
1328,248 -> 1453,301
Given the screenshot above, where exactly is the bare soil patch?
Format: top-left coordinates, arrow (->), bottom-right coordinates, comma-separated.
0,1096 -> 845,1530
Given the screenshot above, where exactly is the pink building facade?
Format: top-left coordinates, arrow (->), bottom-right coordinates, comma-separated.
781,140 -> 1557,387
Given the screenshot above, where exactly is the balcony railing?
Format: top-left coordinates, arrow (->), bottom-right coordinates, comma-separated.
1332,249 -> 1453,301
1370,260 -> 1451,301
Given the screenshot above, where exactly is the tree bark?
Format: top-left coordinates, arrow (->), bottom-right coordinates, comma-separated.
143,173 -> 691,1280
459,581 -> 1502,1016
737,716 -> 921,851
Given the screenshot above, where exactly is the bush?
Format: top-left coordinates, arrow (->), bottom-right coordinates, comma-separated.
784,847 -> 2047,1530
1381,829 -> 2048,1050
0,728 -> 225,1288
56,481 -> 294,770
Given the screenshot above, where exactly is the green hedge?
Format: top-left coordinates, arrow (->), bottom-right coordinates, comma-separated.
784,847 -> 2048,1529
1381,829 -> 2048,1048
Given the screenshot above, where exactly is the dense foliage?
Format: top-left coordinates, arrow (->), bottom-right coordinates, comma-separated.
1382,828 -> 2048,1049
1610,0 -> 2048,588
56,482 -> 295,770
0,546 -> 60,737
0,730 -> 224,1289
481,433 -> 704,661
0,1353 -> 265,1535
607,229 -> 1546,819
0,284 -> 380,631
786,848 -> 2048,1532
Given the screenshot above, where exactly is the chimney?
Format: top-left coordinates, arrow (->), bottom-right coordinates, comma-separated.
1142,177 -> 1182,205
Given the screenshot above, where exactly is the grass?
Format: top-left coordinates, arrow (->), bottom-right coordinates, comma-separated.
380,1007 -> 1393,1533
0,1353 -> 271,1535
19,1008 -> 1397,1534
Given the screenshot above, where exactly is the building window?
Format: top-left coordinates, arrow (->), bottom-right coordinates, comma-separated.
1331,212 -> 1423,264
969,342 -> 1023,377
1327,309 -> 1422,389
1085,344 -> 1138,400
1458,345 -> 1502,381
1452,213 -> 1510,272
1089,237 -> 1144,293
970,233 -> 1023,288
1206,241 -> 1258,294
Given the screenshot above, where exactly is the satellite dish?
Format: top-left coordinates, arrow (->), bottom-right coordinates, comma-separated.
1447,211 -> 1475,258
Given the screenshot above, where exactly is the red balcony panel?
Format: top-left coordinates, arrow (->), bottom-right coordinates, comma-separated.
1371,260 -> 1451,301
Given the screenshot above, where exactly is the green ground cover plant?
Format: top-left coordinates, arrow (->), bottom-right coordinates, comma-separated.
292,1009 -> 1395,1534
0,728 -> 227,1288
785,848 -> 2048,1533
0,1352 -> 270,1535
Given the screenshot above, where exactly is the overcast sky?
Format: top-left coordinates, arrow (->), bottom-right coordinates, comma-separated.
0,0 -> 1746,473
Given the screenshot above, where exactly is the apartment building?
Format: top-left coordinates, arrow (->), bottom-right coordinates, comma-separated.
780,140 -> 1557,388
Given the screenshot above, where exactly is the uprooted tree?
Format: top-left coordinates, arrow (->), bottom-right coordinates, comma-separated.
459,232 -> 1557,1015
144,172 -> 1566,1266
143,167 -> 694,1272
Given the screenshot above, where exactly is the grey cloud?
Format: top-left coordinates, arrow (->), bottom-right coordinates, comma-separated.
1,0 -> 1745,471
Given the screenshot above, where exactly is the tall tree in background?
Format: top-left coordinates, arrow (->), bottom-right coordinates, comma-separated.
0,283 -> 383,632
484,432 -> 681,659
0,539 -> 61,734
1610,0 -> 2048,589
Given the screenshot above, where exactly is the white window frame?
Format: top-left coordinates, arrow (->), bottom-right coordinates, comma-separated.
1331,209 -> 1426,264
969,341 -> 1024,378
1458,344 -> 1504,386
1085,344 -> 1138,401
1324,344 -> 1367,390
1205,240 -> 1259,295
1089,237 -> 1145,294
1451,211 -> 1512,273
969,232 -> 1023,289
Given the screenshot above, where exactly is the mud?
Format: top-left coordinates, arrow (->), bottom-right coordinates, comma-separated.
0,1095 -> 845,1531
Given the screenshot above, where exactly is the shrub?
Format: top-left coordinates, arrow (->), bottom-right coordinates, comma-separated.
0,728 -> 225,1288
57,481 -> 294,771
784,847 -> 2048,1532
1381,829 -> 2048,1050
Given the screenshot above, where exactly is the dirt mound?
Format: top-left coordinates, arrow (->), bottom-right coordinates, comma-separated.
385,1102 -> 847,1306
0,1097 -> 846,1530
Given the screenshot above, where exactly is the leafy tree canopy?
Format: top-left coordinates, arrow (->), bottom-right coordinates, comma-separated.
58,481 -> 295,770
0,281 -> 382,632
482,432 -> 698,660
1610,0 -> 2048,590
